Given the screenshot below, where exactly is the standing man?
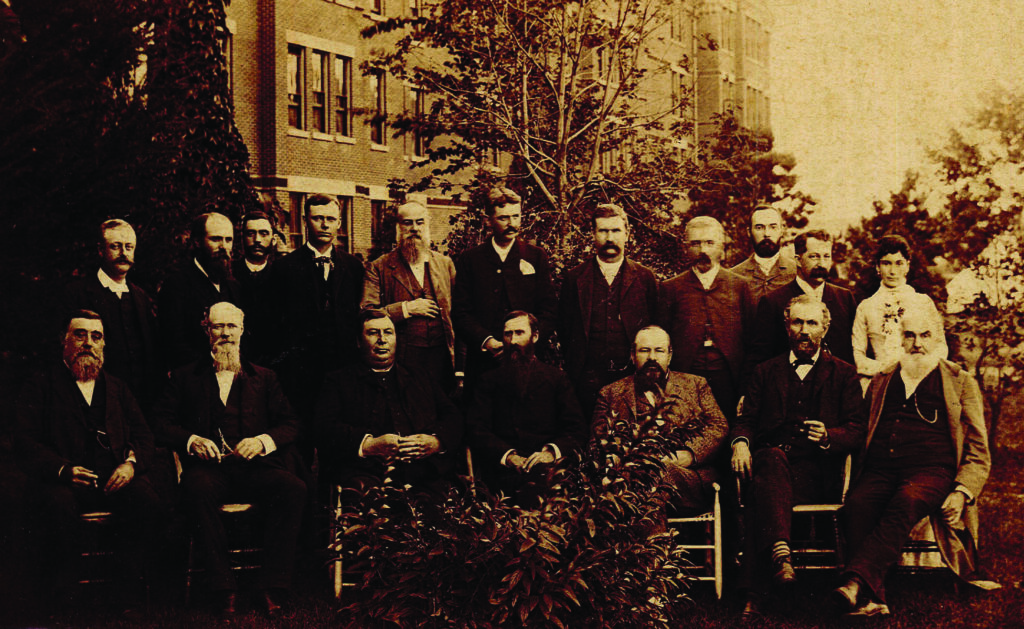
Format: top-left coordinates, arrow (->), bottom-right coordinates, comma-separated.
315,309 -> 463,492
64,219 -> 162,408
834,304 -> 989,619
158,212 -> 243,370
730,296 -> 865,620
151,302 -> 306,621
270,194 -> 364,423
233,210 -> 278,365
452,187 -> 557,390
657,216 -> 756,422
852,234 -> 947,389
361,201 -> 457,392
750,230 -> 857,367
17,311 -> 164,605
730,205 -> 797,302
558,204 -> 659,418
467,311 -> 587,503
594,326 -> 729,514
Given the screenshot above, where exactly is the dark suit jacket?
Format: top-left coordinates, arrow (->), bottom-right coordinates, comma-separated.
750,280 -> 858,367
452,239 -> 557,352
593,372 -> 728,466
64,272 -> 163,406
16,367 -> 153,480
467,360 -> 587,470
232,257 -> 276,364
656,267 -> 756,382
158,260 -> 243,370
150,359 -> 300,470
314,363 -> 464,484
730,253 -> 798,302
269,245 -> 364,368
361,249 -> 456,363
732,352 -> 866,484
558,257 -> 659,383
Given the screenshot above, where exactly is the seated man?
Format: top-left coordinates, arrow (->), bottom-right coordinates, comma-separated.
834,304 -> 990,619
730,295 -> 865,620
151,302 -> 306,621
467,311 -> 587,503
594,325 -> 728,513
16,310 -> 164,606
315,309 -> 463,492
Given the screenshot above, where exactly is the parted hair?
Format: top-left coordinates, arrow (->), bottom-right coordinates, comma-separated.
793,229 -> 833,255
241,210 -> 277,231
64,309 -> 103,333
305,193 -> 339,217
503,309 -> 538,334
485,187 -> 521,215
874,234 -> 911,264
98,218 -> 134,244
591,203 -> 629,229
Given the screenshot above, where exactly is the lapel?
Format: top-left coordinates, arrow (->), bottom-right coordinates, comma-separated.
865,367 -> 897,449
624,376 -> 640,419
387,252 -> 420,298
939,361 -> 965,457
620,258 -> 638,295
807,354 -> 834,403
52,366 -> 88,454
577,260 -> 597,337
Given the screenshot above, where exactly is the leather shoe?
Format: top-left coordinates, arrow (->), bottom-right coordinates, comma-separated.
832,579 -> 860,612
740,596 -> 762,623
772,557 -> 796,586
216,591 -> 238,624
260,589 -> 283,618
846,599 -> 891,619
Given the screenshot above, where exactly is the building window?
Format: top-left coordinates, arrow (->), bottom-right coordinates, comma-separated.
369,70 -> 387,145
334,55 -> 352,136
409,0 -> 420,18
336,196 -> 353,252
371,0 -> 384,15
287,192 -> 305,249
218,30 -> 233,101
310,50 -> 327,133
287,46 -> 304,129
370,199 -> 391,257
411,89 -> 426,157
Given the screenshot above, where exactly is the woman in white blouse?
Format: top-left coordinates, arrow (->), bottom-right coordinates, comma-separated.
852,235 -> 947,389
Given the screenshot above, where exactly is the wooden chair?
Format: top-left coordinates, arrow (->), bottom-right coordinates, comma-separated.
790,454 -> 853,570
667,482 -> 724,599
77,511 -> 117,586
184,503 -> 262,605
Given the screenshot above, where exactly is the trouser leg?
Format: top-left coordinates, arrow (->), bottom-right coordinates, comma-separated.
244,466 -> 307,591
181,464 -> 234,592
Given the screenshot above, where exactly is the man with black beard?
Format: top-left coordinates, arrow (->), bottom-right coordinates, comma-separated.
362,201 -> 458,392
158,212 -> 243,370
657,216 -> 756,423
749,230 -> 857,367
16,310 -> 163,608
64,219 -> 162,409
233,210 -> 278,364
559,204 -> 659,419
593,325 -> 728,512
467,311 -> 587,503
833,305 -> 990,619
730,205 -> 797,301
730,296 -> 865,621
151,302 -> 306,621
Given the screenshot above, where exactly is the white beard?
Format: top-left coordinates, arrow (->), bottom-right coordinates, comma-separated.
899,350 -> 941,380
212,343 -> 242,373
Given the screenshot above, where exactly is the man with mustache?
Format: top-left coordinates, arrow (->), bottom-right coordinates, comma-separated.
593,326 -> 728,513
452,187 -> 557,393
64,219 -> 162,408
16,310 -> 163,608
151,302 -> 306,621
730,205 -> 798,302
558,204 -> 659,418
315,309 -> 463,492
158,212 -> 243,370
749,230 -> 857,367
657,216 -> 756,422
467,311 -> 587,503
361,201 -> 457,392
833,305 -> 989,619
730,296 -> 865,621
232,209 -> 279,364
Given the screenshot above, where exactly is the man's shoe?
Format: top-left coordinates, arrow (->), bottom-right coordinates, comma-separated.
216,591 -> 238,624
740,596 -> 763,623
772,557 -> 796,586
832,579 -> 860,612
260,589 -> 283,618
846,600 -> 891,619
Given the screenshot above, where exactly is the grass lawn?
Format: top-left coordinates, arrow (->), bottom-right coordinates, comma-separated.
10,407 -> 1024,628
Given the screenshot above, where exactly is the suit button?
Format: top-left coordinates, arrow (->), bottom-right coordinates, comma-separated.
496,269 -> 502,274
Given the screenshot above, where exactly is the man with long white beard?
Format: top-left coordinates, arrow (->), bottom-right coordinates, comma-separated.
151,302 -> 305,621
361,201 -> 458,392
833,304 -> 990,619
467,311 -> 587,503
17,310 -> 163,607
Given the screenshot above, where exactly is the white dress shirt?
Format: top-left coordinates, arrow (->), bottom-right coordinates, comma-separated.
693,265 -> 721,290
795,275 -> 825,301
97,268 -> 130,299
596,257 -> 624,285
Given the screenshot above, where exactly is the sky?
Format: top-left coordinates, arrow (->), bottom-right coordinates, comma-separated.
766,0 -> 1024,232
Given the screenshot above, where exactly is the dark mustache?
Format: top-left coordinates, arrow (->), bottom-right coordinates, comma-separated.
600,243 -> 620,252
113,256 -> 131,265
809,267 -> 829,279
503,226 -> 518,235
695,253 -> 712,265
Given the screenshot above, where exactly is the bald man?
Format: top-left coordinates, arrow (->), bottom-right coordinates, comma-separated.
151,302 -> 305,620
158,213 -> 243,370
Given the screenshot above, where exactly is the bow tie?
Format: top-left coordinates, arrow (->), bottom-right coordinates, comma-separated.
314,257 -> 333,267
792,357 -> 815,368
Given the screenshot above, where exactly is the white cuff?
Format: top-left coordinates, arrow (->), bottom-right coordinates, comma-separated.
358,433 -> 372,458
401,301 -> 411,319
500,448 -> 516,466
186,434 -> 201,455
481,336 -> 495,352
255,434 -> 277,455
544,443 -> 561,459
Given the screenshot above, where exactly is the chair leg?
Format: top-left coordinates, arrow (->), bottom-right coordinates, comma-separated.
713,489 -> 723,599
184,535 -> 194,607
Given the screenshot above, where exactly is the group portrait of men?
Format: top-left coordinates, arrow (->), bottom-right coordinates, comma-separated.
4,189 -> 993,624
